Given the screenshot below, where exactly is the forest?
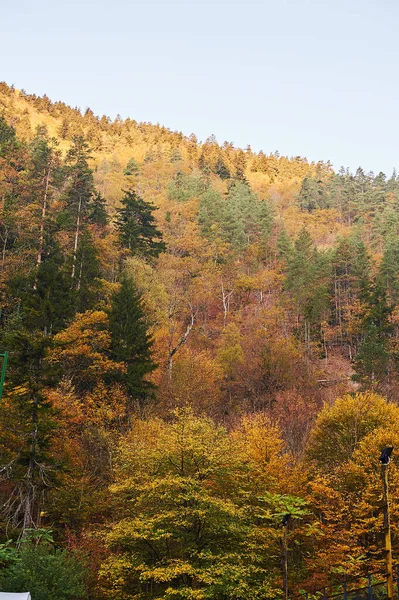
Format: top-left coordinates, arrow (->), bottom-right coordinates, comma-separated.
0,81 -> 399,599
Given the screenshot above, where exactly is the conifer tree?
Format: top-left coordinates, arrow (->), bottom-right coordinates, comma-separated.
0,116 -> 17,155
108,276 -> 156,411
116,190 -> 165,258
298,176 -> 328,212
0,316 -> 59,534
378,234 -> 399,303
353,284 -> 394,386
63,136 -> 95,280
214,156 -> 230,180
21,230 -> 75,335
29,129 -> 61,271
277,229 -> 293,262
89,192 -> 109,227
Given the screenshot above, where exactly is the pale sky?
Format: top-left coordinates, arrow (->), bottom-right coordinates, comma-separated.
1,0 -> 399,174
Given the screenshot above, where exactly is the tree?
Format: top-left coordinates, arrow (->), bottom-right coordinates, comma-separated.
108,276 -> 156,411
306,393 -> 399,580
306,392 -> 399,471
214,156 -> 231,180
298,176 -> 328,212
116,190 -> 165,258
0,540 -> 86,600
0,116 -> 17,156
28,129 -> 61,272
62,136 -> 95,281
99,410 -> 280,600
20,229 -> 75,335
89,192 -> 109,227
353,284 -> 394,387
48,310 -> 124,394
0,321 -> 59,534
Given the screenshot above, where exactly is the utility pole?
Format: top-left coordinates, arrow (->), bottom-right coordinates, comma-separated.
380,446 -> 394,600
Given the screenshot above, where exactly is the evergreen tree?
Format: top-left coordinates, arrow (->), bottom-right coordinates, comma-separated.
298,176 -> 328,212
20,229 -> 75,335
285,228 -> 330,342
62,136 -> 95,280
0,317 -> 59,533
74,231 -> 102,313
353,284 -> 394,387
108,276 -> 156,411
124,157 -> 140,176
214,156 -> 230,180
378,234 -> 399,303
88,192 -> 109,227
0,116 -> 17,156
198,188 -> 225,240
116,190 -> 165,258
277,229 -> 293,262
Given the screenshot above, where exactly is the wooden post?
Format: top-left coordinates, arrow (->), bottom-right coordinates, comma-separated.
382,463 -> 394,600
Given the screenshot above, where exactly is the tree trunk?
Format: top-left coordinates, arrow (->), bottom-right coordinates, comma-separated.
71,194 -> 82,280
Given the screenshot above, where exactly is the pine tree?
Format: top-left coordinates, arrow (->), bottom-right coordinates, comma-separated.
108,276 -> 156,411
277,229 -> 293,262
0,116 -> 17,155
0,317 -> 59,533
298,176 -> 328,212
88,192 -> 109,227
63,136 -> 95,280
378,234 -> 399,303
214,156 -> 230,180
21,229 -> 75,335
353,284 -> 394,387
74,231 -> 102,313
116,190 -> 165,258
28,129 -> 61,271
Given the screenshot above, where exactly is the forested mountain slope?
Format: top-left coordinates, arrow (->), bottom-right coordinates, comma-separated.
1,81 -> 399,599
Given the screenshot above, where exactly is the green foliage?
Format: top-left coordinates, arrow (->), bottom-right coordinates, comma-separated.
100,409 -> 282,600
284,227 -> 331,338
0,116 -> 17,156
116,190 -> 165,257
167,171 -> 208,202
89,193 -> 109,226
298,175 -> 329,212
16,232 -> 74,335
108,276 -> 156,409
124,157 -> 140,176
214,156 -> 230,180
63,136 -> 94,218
352,284 -> 394,386
199,182 -> 273,251
0,543 -> 86,600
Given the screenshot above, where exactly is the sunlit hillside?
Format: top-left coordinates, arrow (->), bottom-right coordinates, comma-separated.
1,81 -> 399,599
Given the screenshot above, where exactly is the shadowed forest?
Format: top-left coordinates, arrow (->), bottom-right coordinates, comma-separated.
0,82 -> 399,599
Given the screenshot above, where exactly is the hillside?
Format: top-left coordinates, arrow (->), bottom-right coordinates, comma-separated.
0,81 -> 399,599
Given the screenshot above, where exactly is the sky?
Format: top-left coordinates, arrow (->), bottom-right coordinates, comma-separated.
1,0 -> 398,173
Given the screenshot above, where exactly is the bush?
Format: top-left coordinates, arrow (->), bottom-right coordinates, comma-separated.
0,544 -> 87,600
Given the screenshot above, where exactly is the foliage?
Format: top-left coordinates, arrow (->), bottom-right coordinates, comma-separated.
0,543 -> 87,600
3,81 -> 399,599
116,190 -> 165,258
100,409 -> 283,599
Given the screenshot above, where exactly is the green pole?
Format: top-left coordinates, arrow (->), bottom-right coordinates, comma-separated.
0,351 -> 8,401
